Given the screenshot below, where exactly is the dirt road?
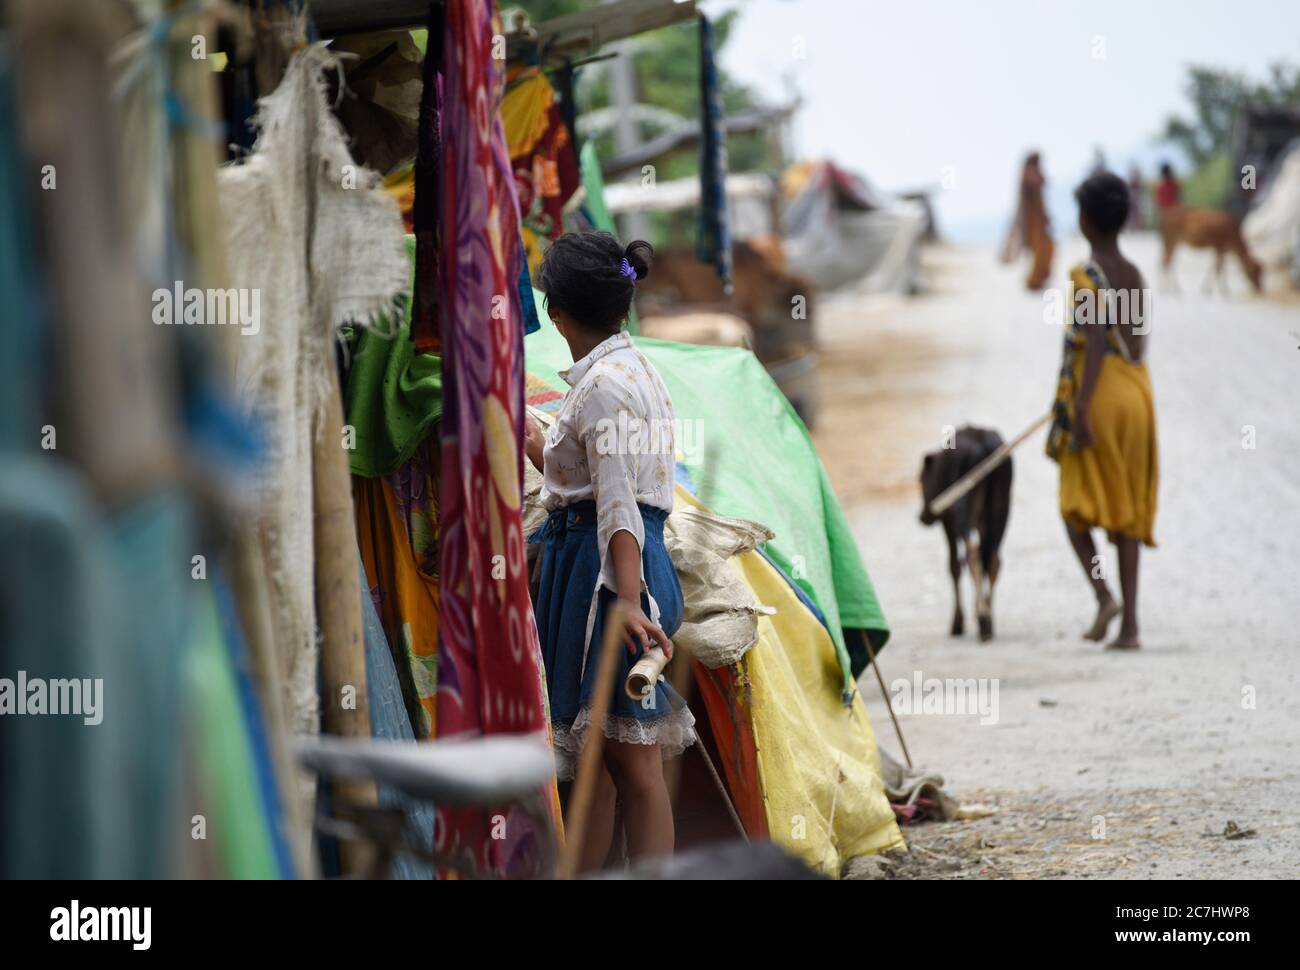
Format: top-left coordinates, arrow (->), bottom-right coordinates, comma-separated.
814,235 -> 1300,879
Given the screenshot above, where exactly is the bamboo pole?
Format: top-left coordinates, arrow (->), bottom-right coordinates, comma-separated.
859,629 -> 913,770
661,640 -> 694,805
657,607 -> 749,844
926,412 -> 1052,519
557,602 -> 625,880
696,740 -> 748,842
312,360 -> 377,876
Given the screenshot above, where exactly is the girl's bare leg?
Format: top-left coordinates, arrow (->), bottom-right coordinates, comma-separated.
1065,520 -> 1121,640
1108,537 -> 1141,649
577,767 -> 618,873
603,739 -> 673,861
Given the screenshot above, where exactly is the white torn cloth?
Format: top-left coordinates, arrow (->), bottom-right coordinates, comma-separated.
220,43 -> 409,736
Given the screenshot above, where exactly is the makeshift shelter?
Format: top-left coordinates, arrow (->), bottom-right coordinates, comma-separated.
526,309 -> 888,691
1244,139 -> 1300,287
781,160 -> 928,294
524,300 -> 903,875
604,173 -> 780,245
1229,107 -> 1300,218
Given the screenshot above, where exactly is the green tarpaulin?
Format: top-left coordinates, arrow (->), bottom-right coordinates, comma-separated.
524,302 -> 889,700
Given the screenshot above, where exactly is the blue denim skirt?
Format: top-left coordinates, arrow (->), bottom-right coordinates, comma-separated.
530,500 -> 695,780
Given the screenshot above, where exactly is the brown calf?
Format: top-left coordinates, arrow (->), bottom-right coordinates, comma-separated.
1160,206 -> 1263,295
919,427 -> 1013,642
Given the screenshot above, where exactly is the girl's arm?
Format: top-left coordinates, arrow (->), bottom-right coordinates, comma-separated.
609,529 -> 672,658
524,413 -> 545,472
579,382 -> 674,658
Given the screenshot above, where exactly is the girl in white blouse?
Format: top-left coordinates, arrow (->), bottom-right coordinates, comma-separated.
525,232 -> 694,871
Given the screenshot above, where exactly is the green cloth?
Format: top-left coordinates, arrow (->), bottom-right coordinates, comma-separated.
524,293 -> 889,700
579,141 -> 616,234
344,236 -> 442,478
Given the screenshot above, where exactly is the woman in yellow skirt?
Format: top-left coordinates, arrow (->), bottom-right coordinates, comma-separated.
1046,172 -> 1158,650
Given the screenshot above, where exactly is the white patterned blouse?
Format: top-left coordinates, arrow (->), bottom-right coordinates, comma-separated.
540,331 -> 676,593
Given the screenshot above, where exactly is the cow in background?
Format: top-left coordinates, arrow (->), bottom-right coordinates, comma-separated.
919,427 -> 1013,642
1160,206 -> 1264,295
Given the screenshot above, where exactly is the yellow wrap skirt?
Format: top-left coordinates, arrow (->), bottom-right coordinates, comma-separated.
1058,354 -> 1158,546
1050,264 -> 1159,546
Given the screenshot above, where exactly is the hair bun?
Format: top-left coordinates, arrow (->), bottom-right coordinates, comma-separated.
623,240 -> 653,282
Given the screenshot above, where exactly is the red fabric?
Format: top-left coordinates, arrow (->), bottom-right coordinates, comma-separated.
436,0 -> 560,878
691,660 -> 768,837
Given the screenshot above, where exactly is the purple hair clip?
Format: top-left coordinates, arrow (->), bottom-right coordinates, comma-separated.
619,257 -> 638,280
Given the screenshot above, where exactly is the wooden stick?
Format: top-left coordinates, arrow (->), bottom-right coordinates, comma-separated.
661,639 -> 694,806
662,644 -> 744,843
859,630 -> 913,770
695,740 -> 748,842
313,360 -> 377,876
557,602 -> 625,880
926,412 -> 1052,518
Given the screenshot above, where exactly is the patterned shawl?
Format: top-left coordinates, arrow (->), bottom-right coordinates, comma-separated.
435,0 -> 562,878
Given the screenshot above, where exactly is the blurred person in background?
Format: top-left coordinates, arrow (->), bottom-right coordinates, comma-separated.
1002,151 -> 1054,290
1125,165 -> 1146,231
1155,161 -> 1182,223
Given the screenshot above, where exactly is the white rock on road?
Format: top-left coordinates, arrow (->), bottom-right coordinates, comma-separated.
815,234 -> 1300,879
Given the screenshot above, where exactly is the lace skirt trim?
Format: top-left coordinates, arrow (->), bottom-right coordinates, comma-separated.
552,704 -> 697,781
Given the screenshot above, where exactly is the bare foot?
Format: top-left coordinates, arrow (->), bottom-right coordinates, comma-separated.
1083,598 -> 1121,641
1105,633 -> 1141,651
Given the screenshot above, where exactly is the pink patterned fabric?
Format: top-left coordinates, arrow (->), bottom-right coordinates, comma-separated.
436,0 -> 561,877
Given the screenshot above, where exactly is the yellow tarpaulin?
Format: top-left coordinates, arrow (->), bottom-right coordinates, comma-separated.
672,484 -> 903,876
733,550 -> 905,875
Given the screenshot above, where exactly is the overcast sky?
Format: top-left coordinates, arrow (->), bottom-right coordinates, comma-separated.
707,0 -> 1300,241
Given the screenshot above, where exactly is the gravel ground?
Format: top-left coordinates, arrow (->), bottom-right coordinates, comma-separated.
814,235 -> 1300,879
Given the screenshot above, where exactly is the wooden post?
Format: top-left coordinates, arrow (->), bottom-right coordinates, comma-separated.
557,602 -> 625,880
313,360 -> 377,875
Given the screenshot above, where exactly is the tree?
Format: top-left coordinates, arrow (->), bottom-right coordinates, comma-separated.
1162,63 -> 1300,167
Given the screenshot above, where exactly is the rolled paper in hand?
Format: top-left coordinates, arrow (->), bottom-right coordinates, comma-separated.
625,646 -> 669,700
